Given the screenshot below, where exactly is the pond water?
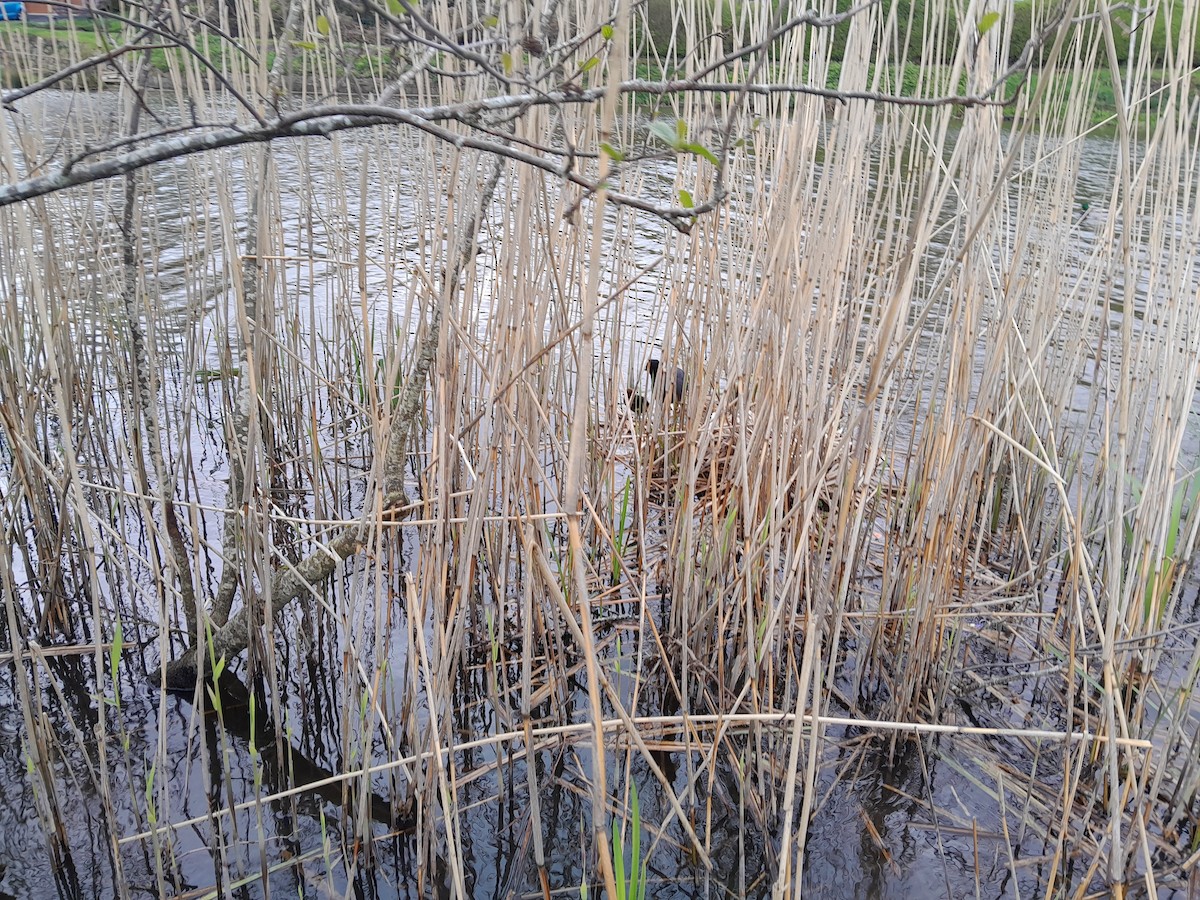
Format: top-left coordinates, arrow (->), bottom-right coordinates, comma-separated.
2,86 -> 1200,900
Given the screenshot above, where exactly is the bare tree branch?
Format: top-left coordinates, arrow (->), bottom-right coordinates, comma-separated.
0,72 -> 1020,211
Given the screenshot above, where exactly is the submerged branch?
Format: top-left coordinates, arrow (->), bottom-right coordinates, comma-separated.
165,523 -> 368,687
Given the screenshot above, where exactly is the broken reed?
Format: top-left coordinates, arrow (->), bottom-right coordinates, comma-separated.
1,0 -> 1199,894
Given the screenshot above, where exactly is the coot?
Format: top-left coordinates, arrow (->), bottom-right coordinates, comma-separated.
646,358 -> 685,402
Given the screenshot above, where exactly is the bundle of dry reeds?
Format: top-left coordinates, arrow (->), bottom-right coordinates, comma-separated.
1,0 -> 1199,894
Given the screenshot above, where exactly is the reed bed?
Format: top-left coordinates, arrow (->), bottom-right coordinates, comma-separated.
1,0 -> 1199,895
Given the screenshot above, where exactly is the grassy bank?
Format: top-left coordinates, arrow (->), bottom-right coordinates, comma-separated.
0,19 -> 407,83
0,19 -> 226,78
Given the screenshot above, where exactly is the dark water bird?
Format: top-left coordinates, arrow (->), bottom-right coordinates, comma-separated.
625,388 -> 648,413
646,358 -> 685,402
